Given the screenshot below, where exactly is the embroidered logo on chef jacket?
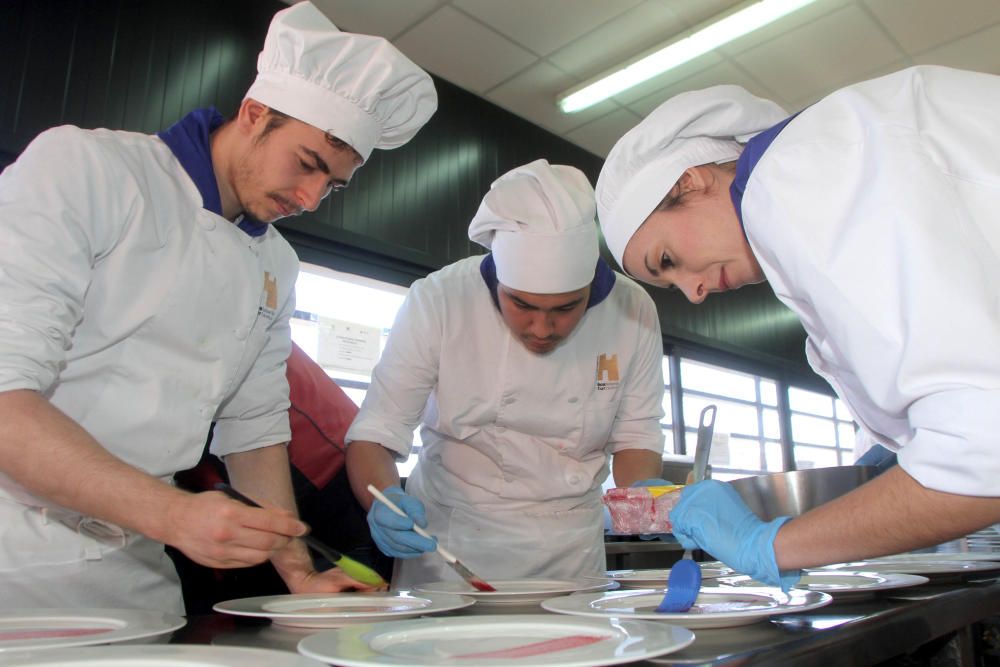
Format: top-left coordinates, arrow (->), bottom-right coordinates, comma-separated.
596,353 -> 620,391
258,271 -> 278,321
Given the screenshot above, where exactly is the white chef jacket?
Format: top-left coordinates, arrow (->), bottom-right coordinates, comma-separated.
739,66 -> 1000,497
346,256 -> 665,587
0,124 -> 298,611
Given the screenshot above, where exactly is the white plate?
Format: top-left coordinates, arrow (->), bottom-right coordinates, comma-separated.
601,566 -> 735,589
816,559 -> 1000,581
0,609 -> 184,653
213,592 -> 474,628
297,614 -> 695,667
878,551 -> 1000,562
542,587 -> 832,629
1,644 -> 323,666
705,571 -> 930,599
412,579 -> 616,610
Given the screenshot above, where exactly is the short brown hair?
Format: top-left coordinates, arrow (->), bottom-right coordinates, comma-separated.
259,108 -> 364,165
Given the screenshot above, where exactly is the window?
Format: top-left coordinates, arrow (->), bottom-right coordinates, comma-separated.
290,263 -> 418,475
788,387 -> 856,469
673,358 -> 783,482
289,262 -> 856,483
659,357 -> 673,450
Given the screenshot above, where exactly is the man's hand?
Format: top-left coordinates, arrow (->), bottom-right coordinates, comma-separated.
670,480 -> 800,590
367,485 -> 437,558
281,561 -> 387,593
163,490 -> 308,568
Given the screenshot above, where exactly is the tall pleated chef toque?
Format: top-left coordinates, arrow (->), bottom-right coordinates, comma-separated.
469,159 -> 599,294
596,85 -> 787,271
244,1 -> 437,161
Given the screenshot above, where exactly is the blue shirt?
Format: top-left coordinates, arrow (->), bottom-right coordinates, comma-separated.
157,108 -> 269,238
729,113 -> 799,229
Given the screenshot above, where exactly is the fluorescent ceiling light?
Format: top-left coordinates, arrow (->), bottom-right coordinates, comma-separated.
557,0 -> 819,113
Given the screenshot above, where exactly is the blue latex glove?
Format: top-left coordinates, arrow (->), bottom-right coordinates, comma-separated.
630,478 -> 675,541
670,480 -> 801,591
367,485 -> 437,558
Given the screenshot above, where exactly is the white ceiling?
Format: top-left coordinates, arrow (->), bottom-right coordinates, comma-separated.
309,0 -> 1000,158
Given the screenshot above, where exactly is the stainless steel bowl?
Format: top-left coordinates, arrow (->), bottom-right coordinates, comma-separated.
728,465 -> 878,521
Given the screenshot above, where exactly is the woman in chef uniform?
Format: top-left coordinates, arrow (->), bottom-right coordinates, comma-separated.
0,2 -> 435,611
595,66 -> 1000,589
346,159 -> 667,588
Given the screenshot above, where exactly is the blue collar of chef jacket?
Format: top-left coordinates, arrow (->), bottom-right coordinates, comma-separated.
730,111 -> 800,229
157,108 -> 269,238
479,254 -> 616,311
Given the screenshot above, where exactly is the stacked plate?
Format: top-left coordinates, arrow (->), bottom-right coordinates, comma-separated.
815,557 -> 1000,584
0,608 -> 184,654
600,565 -> 734,589
541,587 -> 832,629
2,645 -> 323,666
412,578 -> 615,614
213,591 -> 474,628
705,571 -> 930,601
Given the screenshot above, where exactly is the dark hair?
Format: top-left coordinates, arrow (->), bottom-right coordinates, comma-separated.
258,107 -> 364,165
654,160 -> 738,212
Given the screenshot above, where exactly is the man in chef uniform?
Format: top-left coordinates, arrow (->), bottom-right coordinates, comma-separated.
0,1 -> 435,612
595,66 -> 1000,590
345,159 -> 667,588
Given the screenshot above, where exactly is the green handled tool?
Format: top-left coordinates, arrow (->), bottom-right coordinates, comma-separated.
215,483 -> 386,587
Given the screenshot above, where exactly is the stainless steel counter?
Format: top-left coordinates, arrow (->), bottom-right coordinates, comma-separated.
170,577 -> 1000,666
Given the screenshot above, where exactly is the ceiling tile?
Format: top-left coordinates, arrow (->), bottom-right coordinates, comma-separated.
566,108 -> 645,158
735,5 -> 903,104
547,2 -> 685,79
486,61 -> 620,134
310,0 -> 439,39
626,61 -> 782,117
454,0 -> 642,56
864,0 -> 1000,55
393,6 -> 538,94
913,23 -> 1000,75
649,0 -> 742,30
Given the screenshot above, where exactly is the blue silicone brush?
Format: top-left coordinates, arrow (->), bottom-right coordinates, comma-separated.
657,405 -> 716,613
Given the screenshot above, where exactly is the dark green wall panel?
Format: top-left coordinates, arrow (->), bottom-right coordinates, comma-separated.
0,0 -> 824,389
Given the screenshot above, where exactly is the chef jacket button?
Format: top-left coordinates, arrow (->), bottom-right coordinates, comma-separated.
568,474 -> 581,484
200,406 -> 213,419
197,217 -> 216,231
235,327 -> 249,340
496,426 -> 506,433
568,397 -> 579,403
504,396 -> 516,405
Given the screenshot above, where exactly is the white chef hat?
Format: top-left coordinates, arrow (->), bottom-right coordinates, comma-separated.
596,85 -> 787,270
244,1 -> 437,161
468,159 -> 598,294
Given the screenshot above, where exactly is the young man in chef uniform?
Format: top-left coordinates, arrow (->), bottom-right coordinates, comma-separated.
0,1 -> 435,612
345,159 -> 667,588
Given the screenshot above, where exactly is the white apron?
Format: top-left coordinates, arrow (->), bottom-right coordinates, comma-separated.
0,498 -> 183,613
393,467 -> 606,589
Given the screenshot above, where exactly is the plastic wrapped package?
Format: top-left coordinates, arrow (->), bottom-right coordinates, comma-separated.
603,485 -> 684,534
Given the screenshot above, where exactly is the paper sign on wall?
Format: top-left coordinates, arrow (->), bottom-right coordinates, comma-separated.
316,316 -> 381,375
